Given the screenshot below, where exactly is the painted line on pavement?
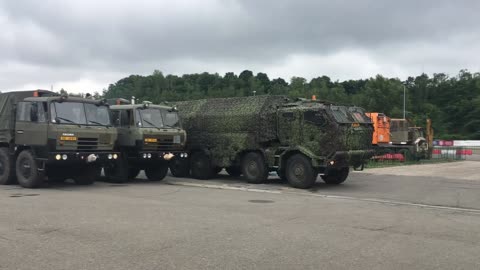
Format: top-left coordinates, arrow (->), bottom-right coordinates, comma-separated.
167,181 -> 480,214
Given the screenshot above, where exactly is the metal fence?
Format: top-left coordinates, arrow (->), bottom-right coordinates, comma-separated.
431,147 -> 469,160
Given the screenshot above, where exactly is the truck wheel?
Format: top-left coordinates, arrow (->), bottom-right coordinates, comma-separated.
0,148 -> 14,185
16,150 -> 43,188
128,168 -> 141,179
285,154 -> 316,189
74,166 -> 100,185
104,158 -> 129,183
241,152 -> 268,184
225,166 -> 241,177
321,167 -> 349,185
145,165 -> 168,181
190,152 -> 213,180
169,158 -> 190,177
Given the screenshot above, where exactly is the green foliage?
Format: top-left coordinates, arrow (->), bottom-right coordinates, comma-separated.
102,69 -> 480,140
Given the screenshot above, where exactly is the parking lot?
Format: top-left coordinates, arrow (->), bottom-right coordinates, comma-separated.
1,161 -> 479,270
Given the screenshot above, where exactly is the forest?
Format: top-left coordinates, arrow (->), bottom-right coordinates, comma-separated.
99,69 -> 480,140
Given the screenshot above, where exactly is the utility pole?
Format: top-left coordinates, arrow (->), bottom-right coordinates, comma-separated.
403,85 -> 406,119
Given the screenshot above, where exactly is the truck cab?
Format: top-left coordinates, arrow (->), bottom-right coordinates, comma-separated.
0,90 -> 119,188
105,99 -> 187,182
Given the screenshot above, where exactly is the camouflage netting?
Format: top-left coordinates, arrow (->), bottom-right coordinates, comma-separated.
177,96 -> 288,143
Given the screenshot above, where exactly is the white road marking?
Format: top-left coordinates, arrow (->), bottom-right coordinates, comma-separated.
167,181 -> 480,214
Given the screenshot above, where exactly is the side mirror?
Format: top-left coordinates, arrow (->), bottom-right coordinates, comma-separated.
30,104 -> 38,122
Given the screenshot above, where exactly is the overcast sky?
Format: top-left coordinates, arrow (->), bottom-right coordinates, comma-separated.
1,0 -> 479,93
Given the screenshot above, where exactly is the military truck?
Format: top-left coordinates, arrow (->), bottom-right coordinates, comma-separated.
171,96 -> 374,189
105,98 -> 187,182
0,90 -> 119,188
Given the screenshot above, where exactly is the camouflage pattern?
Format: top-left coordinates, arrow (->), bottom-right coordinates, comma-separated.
177,96 -> 373,171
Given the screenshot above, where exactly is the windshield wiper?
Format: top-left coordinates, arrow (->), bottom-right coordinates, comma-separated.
143,119 -> 161,130
56,117 -> 78,124
88,120 -> 109,127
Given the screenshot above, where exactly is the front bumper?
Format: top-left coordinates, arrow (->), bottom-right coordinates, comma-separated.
47,151 -> 121,164
130,151 -> 189,161
329,149 -> 375,169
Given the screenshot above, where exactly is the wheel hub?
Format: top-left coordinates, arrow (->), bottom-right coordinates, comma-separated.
247,161 -> 258,175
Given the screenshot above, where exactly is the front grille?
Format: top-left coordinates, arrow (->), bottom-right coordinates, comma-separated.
143,137 -> 181,151
77,137 -> 98,151
345,128 -> 372,151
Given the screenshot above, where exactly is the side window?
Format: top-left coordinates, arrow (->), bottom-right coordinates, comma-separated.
16,102 -> 31,121
120,110 -> 130,127
38,102 -> 47,122
111,111 -> 121,127
304,111 -> 326,126
16,102 -> 46,122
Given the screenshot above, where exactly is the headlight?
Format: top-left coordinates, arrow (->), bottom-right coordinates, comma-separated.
55,154 -> 61,160
147,153 -> 152,159
113,154 -> 118,159
108,154 -> 113,159
62,154 -> 68,160
143,153 -> 147,159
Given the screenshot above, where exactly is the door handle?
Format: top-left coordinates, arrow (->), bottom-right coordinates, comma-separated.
17,130 -> 24,134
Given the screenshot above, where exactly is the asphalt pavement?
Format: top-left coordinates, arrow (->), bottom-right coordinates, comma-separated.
0,161 -> 479,270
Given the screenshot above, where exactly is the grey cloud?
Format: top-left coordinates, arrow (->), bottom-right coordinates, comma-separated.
0,0 -> 479,91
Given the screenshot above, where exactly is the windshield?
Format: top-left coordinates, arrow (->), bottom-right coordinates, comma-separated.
137,108 -> 164,128
51,102 -> 111,126
161,109 -> 180,127
330,106 -> 371,123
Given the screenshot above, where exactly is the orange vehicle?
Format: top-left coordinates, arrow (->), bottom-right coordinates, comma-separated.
366,112 -> 431,160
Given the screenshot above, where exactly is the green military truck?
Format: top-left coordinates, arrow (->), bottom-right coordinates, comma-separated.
0,90 -> 119,188
105,98 -> 187,182
171,96 -> 374,189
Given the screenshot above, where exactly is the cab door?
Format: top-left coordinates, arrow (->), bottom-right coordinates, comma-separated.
15,102 -> 48,146
277,109 -> 303,145
112,109 -> 135,146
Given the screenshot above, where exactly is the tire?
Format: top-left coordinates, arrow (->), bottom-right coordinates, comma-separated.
321,167 -> 349,185
241,152 -> 268,184
74,166 -> 99,185
16,150 -> 43,188
225,166 -> 241,177
145,165 -> 168,181
0,147 -> 14,185
128,168 -> 141,179
169,158 -> 190,177
104,157 -> 129,183
190,151 -> 213,180
285,154 -> 316,189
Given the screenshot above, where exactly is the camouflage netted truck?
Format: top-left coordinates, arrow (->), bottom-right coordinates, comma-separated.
171,96 -> 374,189
0,90 -> 119,188
105,99 -> 188,182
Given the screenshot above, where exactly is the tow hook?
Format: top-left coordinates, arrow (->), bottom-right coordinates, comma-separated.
87,154 -> 98,163
163,153 -> 174,161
